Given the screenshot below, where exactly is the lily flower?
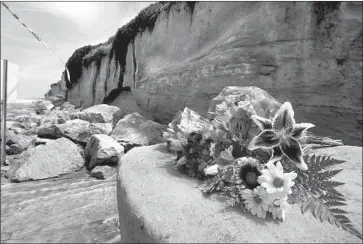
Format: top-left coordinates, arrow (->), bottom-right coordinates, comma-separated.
247,102 -> 315,170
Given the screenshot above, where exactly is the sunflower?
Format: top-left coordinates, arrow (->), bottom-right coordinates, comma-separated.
257,161 -> 297,196
236,157 -> 263,190
241,186 -> 270,219
268,196 -> 289,222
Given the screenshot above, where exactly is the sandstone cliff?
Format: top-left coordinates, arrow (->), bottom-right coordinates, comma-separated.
50,2 -> 362,145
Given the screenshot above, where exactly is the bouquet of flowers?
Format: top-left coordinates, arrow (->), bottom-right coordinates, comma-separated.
163,89 -> 362,240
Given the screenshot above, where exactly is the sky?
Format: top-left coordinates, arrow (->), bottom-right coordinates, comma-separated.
1,2 -> 152,99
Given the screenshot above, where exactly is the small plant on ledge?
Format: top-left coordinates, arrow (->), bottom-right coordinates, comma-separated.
163,93 -> 362,240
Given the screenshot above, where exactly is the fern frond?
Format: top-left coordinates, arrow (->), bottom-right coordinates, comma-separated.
329,188 -> 345,198
304,154 -> 345,172
318,180 -> 345,189
329,208 -> 348,214
323,201 -> 347,207
294,154 -> 362,240
301,194 -> 361,239
318,191 -> 346,203
316,169 -> 343,181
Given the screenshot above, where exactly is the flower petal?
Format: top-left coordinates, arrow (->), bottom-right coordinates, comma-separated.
269,146 -> 283,164
247,130 -> 280,150
280,137 -> 308,170
272,102 -> 295,134
291,123 -> 315,139
275,161 -> 284,176
281,209 -> 286,221
251,115 -> 272,130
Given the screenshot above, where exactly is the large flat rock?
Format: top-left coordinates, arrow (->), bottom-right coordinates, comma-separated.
117,144 -> 362,243
1,170 -> 120,243
8,138 -> 84,182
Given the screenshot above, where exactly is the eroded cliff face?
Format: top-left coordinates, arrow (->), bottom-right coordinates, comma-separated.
54,2 -> 362,145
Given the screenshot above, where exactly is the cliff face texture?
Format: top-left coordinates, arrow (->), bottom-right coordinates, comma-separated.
55,2 -> 362,145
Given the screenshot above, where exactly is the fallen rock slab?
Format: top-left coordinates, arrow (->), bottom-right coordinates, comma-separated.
117,144 -> 362,243
71,104 -> 120,123
111,113 -> 166,148
37,119 -> 112,144
85,134 -> 124,170
8,137 -> 84,182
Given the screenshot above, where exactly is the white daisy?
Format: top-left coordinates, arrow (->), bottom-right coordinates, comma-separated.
241,186 -> 270,219
268,196 -> 289,222
257,161 -> 297,196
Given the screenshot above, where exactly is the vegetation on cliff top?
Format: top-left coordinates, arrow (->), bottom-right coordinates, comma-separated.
103,1 -> 196,104
65,45 -> 93,89
65,2 -> 197,92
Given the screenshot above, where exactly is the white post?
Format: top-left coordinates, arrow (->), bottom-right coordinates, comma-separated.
0,61 -> 2,163
1,59 -> 8,165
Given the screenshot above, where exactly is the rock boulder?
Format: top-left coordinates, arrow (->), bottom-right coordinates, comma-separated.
8,137 -> 84,182
117,144 -> 362,243
111,113 -> 166,149
6,130 -> 35,153
85,134 -> 124,170
71,104 -> 120,123
37,119 -> 112,144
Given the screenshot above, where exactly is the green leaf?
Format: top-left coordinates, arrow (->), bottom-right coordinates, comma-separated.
329,208 -> 348,214
324,201 -> 347,207
329,188 -> 345,198
294,154 -> 362,240
314,180 -> 345,191
319,192 -> 346,203
316,169 -> 343,181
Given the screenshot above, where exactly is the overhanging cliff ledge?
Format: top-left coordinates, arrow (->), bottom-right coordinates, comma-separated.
51,1 -> 362,146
